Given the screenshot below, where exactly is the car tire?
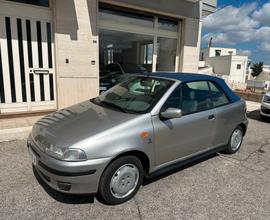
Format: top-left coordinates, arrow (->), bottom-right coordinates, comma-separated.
98,156 -> 144,205
225,126 -> 244,154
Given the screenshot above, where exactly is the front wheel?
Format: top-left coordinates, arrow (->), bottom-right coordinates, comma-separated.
98,156 -> 144,205
225,126 -> 243,154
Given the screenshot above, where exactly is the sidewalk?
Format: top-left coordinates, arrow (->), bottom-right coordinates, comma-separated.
245,101 -> 261,112
0,115 -> 44,142
0,101 -> 262,142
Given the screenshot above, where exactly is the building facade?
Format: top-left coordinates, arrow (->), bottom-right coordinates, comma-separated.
0,0 -> 216,115
200,47 -> 248,84
200,47 -> 236,60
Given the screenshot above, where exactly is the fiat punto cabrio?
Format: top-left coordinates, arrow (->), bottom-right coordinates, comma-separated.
28,73 -> 248,204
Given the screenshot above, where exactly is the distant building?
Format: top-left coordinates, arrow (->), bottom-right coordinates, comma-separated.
263,65 -> 270,74
200,47 -> 237,60
199,47 -> 248,84
246,64 -> 270,91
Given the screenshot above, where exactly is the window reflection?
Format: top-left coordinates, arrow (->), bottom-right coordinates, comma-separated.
156,37 -> 177,72
99,7 -> 154,28
158,18 -> 178,32
99,29 -> 154,74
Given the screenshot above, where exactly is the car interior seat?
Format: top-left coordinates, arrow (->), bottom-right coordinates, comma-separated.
182,90 -> 198,113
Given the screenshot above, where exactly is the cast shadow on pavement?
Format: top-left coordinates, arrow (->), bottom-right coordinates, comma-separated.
143,153 -> 217,186
247,110 -> 270,123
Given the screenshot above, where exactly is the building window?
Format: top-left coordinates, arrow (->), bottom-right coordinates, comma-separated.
98,4 -> 180,77
156,37 -> 177,71
7,0 -> 49,7
99,29 -> 154,73
158,18 -> 178,32
99,7 -> 154,28
141,43 -> 153,65
228,51 -> 233,55
215,50 -> 221,56
237,64 -> 241,69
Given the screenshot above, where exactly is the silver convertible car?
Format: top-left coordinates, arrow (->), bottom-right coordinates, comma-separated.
28,73 -> 248,205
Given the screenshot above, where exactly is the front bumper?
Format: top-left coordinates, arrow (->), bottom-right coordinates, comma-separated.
27,137 -> 111,194
260,102 -> 270,117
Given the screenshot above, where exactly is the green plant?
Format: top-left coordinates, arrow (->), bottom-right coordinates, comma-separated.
251,62 -> 263,77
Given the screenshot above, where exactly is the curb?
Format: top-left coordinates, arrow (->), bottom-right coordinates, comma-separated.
0,126 -> 32,142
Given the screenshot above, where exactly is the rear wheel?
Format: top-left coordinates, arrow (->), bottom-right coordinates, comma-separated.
98,156 -> 144,205
225,126 -> 243,154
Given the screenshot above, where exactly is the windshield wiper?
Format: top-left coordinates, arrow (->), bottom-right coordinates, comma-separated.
101,101 -> 128,113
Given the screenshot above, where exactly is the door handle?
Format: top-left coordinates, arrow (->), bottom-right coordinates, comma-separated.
208,114 -> 215,120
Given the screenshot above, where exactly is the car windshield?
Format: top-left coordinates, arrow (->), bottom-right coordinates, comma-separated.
91,76 -> 174,114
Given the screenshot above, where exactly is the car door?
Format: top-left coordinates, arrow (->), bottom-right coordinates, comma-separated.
152,81 -> 216,166
208,81 -> 235,146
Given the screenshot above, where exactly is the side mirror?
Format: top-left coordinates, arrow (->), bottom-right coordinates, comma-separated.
160,108 -> 182,119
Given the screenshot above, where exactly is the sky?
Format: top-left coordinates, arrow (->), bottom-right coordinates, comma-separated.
201,0 -> 270,64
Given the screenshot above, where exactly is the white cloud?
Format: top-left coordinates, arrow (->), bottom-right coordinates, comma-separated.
202,29 -> 254,45
202,33 -> 235,45
203,3 -> 258,32
258,42 -> 270,52
254,26 -> 270,41
202,2 -> 270,55
253,3 -> 270,26
254,26 -> 270,52
237,49 -> 251,56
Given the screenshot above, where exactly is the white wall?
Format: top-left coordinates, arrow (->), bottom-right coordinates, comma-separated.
205,55 -> 247,83
54,0 -> 99,109
229,56 -> 248,83
205,55 -> 231,75
263,65 -> 270,73
180,18 -> 201,72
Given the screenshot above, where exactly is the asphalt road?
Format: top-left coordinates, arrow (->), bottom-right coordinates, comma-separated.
0,110 -> 270,220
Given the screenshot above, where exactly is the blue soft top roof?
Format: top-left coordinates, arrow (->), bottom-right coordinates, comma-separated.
143,72 -> 240,103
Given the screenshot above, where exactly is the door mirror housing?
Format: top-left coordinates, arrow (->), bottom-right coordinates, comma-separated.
160,108 -> 182,119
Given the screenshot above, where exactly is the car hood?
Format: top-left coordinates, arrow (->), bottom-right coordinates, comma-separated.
31,100 -> 139,150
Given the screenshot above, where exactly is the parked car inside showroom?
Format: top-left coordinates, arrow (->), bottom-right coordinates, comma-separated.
99,63 -> 148,92
260,91 -> 270,120
28,72 -> 248,205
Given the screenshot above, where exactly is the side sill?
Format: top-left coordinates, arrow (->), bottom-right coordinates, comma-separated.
147,145 -> 227,179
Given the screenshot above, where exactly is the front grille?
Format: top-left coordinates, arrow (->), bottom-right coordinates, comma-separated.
261,106 -> 270,114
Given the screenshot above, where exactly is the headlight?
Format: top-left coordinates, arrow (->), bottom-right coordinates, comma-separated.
45,145 -> 87,161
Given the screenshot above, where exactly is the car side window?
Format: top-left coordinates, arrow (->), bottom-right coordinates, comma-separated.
208,81 -> 230,107
161,85 -> 181,111
181,81 -> 212,115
